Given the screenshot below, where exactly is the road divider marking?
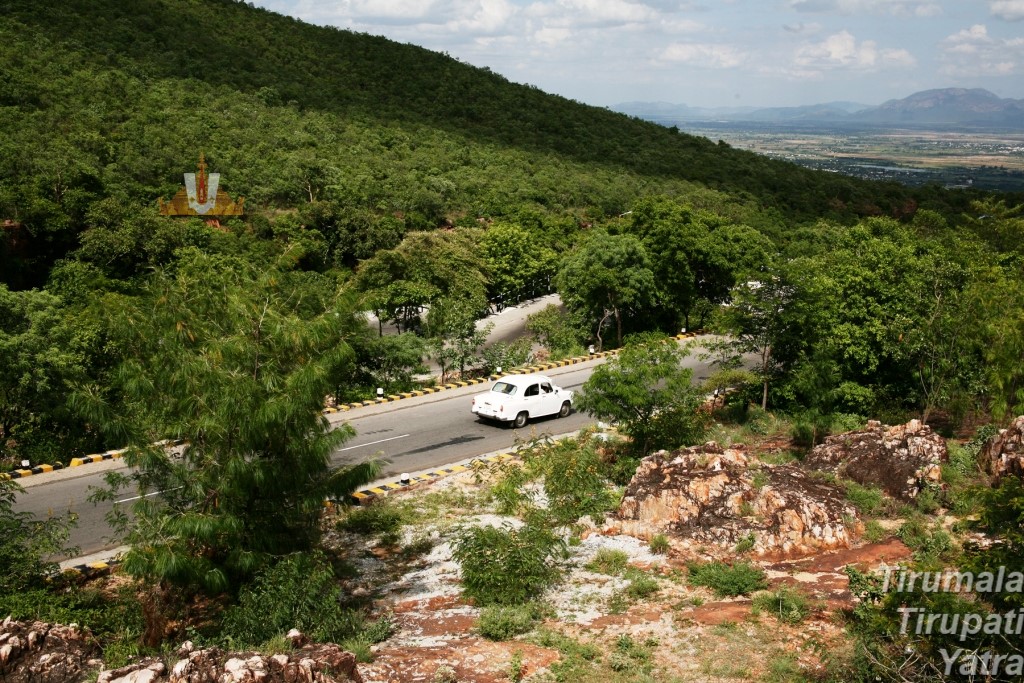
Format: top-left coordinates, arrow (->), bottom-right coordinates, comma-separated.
338,434 -> 410,452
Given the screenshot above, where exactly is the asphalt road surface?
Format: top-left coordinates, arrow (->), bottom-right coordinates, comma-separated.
15,337 -> 724,560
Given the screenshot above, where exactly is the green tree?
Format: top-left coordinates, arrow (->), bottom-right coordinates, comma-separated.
479,221 -> 557,302
525,303 -> 585,359
426,296 -> 492,382
0,285 -> 93,465
576,334 -> 709,456
355,230 -> 487,334
0,477 -> 75,594
556,230 -> 655,349
82,249 -> 379,597
714,271 -> 805,410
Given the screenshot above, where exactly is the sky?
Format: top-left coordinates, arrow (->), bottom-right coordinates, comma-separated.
249,0 -> 1024,110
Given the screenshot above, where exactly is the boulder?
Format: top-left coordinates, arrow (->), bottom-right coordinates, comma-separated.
616,443 -> 858,557
978,416 -> 1024,482
0,617 -> 100,683
803,419 -> 946,501
0,619 -> 362,683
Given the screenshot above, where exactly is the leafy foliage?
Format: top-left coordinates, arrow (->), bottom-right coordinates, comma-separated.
452,519 -> 567,605
576,334 -> 709,456
686,561 -> 768,597
0,477 -> 75,593
83,250 -> 379,593
221,552 -> 362,647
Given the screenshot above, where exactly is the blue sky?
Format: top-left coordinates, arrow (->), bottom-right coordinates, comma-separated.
250,0 -> 1024,109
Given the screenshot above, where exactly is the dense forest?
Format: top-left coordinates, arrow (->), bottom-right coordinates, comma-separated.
2,2 -> 1024,679
0,0 -> 1021,464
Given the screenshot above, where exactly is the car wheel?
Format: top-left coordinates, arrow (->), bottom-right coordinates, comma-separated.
513,411 -> 528,429
558,401 -> 571,418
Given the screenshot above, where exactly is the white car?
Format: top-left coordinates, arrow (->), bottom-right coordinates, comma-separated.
471,374 -> 574,428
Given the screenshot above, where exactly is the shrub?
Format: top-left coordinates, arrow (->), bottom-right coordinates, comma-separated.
790,410 -> 835,448
337,501 -> 411,536
915,486 -> 941,514
896,517 -> 956,562
687,561 -> 768,597
530,439 -> 619,526
478,602 -> 543,640
222,552 -> 361,646
452,521 -> 567,605
752,587 -> 810,624
734,533 -> 756,553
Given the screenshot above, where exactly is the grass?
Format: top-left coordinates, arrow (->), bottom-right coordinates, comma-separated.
587,548 -> 630,575
842,481 -> 888,517
649,533 -> 670,554
862,519 -> 889,543
478,602 -> 545,641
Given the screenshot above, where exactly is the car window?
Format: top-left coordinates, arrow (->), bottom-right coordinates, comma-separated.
492,382 -> 517,395
541,382 -> 553,393
525,384 -> 540,397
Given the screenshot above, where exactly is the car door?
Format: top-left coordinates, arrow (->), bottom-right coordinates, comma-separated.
523,382 -> 540,414
539,381 -> 559,415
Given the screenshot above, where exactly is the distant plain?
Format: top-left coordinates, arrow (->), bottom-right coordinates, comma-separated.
679,123 -> 1024,191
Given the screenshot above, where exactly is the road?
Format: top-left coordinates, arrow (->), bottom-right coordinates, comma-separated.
15,337 -> 723,560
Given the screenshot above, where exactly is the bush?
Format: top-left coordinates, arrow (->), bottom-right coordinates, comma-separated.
222,552 -> 362,646
896,517 -> 956,562
790,410 -> 835,448
752,587 -> 810,624
0,477 -> 75,594
452,521 -> 567,605
523,438 -> 619,526
687,561 -> 768,597
480,338 -> 534,375
336,501 -> 412,536
478,602 -> 543,640
734,533 -> 756,553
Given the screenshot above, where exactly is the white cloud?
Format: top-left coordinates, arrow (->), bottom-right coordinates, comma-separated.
990,0 -> 1024,21
659,42 -> 746,68
940,23 -> 1024,76
793,30 -> 916,70
787,0 -> 941,17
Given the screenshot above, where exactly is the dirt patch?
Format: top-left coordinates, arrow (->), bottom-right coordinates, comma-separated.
362,640 -> 560,683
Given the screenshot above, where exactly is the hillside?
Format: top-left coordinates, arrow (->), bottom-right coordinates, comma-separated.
0,0 -> 960,287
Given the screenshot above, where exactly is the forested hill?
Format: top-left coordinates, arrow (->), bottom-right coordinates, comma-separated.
0,0 -> 945,229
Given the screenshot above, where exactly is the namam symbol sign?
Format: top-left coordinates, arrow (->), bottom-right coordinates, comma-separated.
159,153 -> 244,216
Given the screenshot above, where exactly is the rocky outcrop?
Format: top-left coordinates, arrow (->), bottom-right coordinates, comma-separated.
616,443 -> 858,557
978,416 -> 1024,482
803,420 -> 945,501
0,617 -> 101,683
0,621 -> 362,683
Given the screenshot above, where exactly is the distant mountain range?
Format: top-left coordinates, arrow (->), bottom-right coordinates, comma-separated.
613,88 -> 1024,129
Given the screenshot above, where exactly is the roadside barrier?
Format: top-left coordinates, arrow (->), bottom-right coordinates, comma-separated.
3,332 -> 704,479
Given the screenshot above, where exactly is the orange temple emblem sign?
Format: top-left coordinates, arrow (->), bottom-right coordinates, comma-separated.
158,153 -> 244,216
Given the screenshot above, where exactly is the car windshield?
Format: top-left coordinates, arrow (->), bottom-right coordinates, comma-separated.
492,382 -> 518,395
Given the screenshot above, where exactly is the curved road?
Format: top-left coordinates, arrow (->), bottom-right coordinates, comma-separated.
15,338 -> 724,560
